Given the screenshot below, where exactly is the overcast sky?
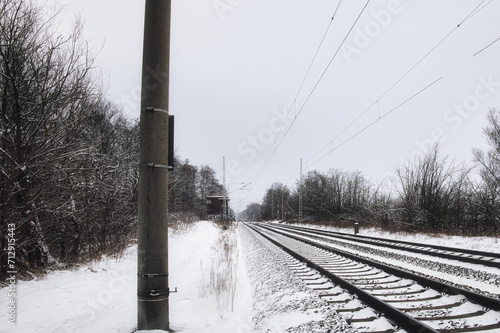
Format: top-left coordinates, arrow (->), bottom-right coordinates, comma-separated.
57,0 -> 500,212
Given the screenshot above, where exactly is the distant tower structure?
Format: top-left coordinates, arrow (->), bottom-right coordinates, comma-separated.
299,158 -> 303,223
222,156 -> 227,220
271,183 -> 274,220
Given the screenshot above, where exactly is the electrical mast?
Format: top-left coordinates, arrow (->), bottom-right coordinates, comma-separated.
137,0 -> 171,330
299,158 -> 303,223
271,184 -> 274,220
223,156 -> 227,220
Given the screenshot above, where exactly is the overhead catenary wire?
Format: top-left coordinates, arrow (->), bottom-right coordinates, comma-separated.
242,3 -> 343,204
251,0 -> 372,189
308,77 -> 443,170
257,0 -> 345,181
371,0 -> 488,105
280,77 -> 443,186
245,0 -> 496,204
256,0 -> 488,187
295,0 -> 344,98
303,0 -> 494,171
274,0 -> 493,188
459,0 -> 492,25
473,37 -> 500,57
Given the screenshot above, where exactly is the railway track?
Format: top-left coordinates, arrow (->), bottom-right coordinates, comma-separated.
267,223 -> 500,270
245,222 -> 500,333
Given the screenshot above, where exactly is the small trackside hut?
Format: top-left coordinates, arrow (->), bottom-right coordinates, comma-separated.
206,196 -> 230,220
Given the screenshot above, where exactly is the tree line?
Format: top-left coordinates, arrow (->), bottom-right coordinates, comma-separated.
241,109 -> 500,237
169,157 -> 225,223
0,0 -> 224,279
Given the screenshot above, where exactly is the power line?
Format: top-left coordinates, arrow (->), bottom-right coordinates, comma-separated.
473,37 -> 500,57
274,0 -> 488,186
252,0 -> 372,188
459,0 -> 491,26
306,100 -> 378,165
250,0 -> 495,199
295,0 -> 344,100
304,0 -> 494,170
257,0 -> 345,182
278,77 -> 442,186
272,0 -> 372,151
309,77 -> 442,168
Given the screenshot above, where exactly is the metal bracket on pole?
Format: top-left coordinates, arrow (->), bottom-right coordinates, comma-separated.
142,107 -> 175,171
138,273 -> 169,278
143,106 -> 168,114
137,289 -> 170,300
137,273 -> 176,300
146,163 -> 173,170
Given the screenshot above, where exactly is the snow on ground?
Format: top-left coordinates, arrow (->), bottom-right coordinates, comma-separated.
239,224 -> 355,332
301,223 -> 500,254
2,220 -> 499,332
2,220 -> 350,333
1,221 -> 252,333
167,221 -> 252,332
296,222 -> 500,296
1,243 -> 138,333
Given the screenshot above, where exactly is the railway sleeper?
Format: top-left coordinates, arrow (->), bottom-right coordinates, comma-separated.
436,321 -> 500,333
251,223 -> 500,333
349,317 -> 401,333
359,281 -> 415,290
248,224 -> 439,333
349,277 -> 402,285
414,310 -> 486,321
325,266 -> 372,273
426,310 -> 500,332
397,300 -> 465,312
370,286 -> 426,296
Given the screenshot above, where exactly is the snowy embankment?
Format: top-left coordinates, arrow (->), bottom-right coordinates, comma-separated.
302,223 -> 500,253
299,223 -> 500,296
0,220 -> 352,332
0,221 -> 249,332
239,224 -> 354,332
4,220 -> 497,332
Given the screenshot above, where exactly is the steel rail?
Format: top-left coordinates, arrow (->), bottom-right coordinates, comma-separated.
270,223 -> 500,269
246,223 -> 439,333
253,223 -> 500,312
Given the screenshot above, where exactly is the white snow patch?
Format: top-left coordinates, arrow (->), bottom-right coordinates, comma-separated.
239,224 -> 355,332
304,223 -> 500,254
0,221 -> 252,333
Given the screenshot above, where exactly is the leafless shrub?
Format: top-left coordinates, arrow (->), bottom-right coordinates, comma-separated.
210,226 -> 238,318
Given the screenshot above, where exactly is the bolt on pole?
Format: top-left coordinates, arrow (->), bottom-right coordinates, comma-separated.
137,0 -> 171,331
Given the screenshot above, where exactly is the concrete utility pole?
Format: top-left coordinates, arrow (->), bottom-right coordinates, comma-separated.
137,0 -> 171,331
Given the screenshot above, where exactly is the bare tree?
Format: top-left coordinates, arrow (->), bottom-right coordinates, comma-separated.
261,183 -> 290,220
290,169 -> 373,223
240,203 -> 261,220
0,0 -> 102,276
197,165 -> 224,218
472,108 -> 500,234
395,144 -> 470,232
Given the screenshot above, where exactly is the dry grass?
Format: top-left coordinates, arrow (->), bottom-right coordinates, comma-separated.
198,222 -> 238,318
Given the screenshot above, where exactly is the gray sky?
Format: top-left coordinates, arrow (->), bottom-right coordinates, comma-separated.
58,0 -> 500,212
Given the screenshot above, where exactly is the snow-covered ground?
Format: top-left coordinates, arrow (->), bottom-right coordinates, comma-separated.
2,220 -> 499,332
294,222 -> 500,296
301,222 -> 500,253
1,221 -> 252,333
